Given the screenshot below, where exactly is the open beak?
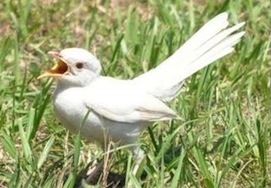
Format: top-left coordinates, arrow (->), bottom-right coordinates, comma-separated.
38,51 -> 69,79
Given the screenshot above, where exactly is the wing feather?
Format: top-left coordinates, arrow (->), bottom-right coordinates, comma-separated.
83,79 -> 177,123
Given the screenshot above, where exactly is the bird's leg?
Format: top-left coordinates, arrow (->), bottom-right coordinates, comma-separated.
126,146 -> 146,187
82,141 -> 113,186
75,140 -> 112,187
84,159 -> 104,185
82,141 -> 126,187
132,146 -> 145,176
101,141 -> 114,187
74,158 -> 104,188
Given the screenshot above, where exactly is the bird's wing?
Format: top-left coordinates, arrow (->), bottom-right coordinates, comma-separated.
132,12 -> 245,101
83,81 -> 177,123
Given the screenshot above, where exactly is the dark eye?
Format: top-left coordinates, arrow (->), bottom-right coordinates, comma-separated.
75,62 -> 84,69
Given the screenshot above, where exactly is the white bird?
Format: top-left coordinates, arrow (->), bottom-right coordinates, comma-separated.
39,12 -> 245,154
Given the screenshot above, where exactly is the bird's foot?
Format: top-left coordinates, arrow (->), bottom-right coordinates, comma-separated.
75,160 -> 125,188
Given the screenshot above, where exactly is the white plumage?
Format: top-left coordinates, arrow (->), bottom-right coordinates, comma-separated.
133,13 -> 245,101
40,12 -> 245,147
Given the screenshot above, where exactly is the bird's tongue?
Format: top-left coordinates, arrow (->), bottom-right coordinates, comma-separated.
38,60 -> 68,79
48,60 -> 68,74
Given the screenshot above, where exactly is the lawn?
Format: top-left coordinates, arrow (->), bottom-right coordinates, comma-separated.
0,0 -> 270,187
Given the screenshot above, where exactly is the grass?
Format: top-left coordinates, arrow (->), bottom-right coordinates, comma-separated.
0,0 -> 270,187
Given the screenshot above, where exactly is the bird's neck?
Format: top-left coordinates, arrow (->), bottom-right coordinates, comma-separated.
56,74 -> 100,90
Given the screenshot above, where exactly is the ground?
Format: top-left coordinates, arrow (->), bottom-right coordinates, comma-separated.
0,0 -> 270,187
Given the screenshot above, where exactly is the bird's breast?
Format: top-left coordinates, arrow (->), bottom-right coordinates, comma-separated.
53,87 -> 104,142
52,86 -> 147,145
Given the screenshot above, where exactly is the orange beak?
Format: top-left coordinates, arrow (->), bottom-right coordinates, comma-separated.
38,51 -> 69,79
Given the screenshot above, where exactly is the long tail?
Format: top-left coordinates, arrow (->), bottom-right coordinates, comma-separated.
133,12 -> 245,101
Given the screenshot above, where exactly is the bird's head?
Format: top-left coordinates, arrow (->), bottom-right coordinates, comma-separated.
38,48 -> 102,86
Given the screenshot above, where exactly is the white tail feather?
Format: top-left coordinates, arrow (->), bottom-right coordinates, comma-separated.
176,12 -> 229,56
133,12 -> 245,101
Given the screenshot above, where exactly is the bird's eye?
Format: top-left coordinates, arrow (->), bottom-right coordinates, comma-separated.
76,62 -> 84,69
